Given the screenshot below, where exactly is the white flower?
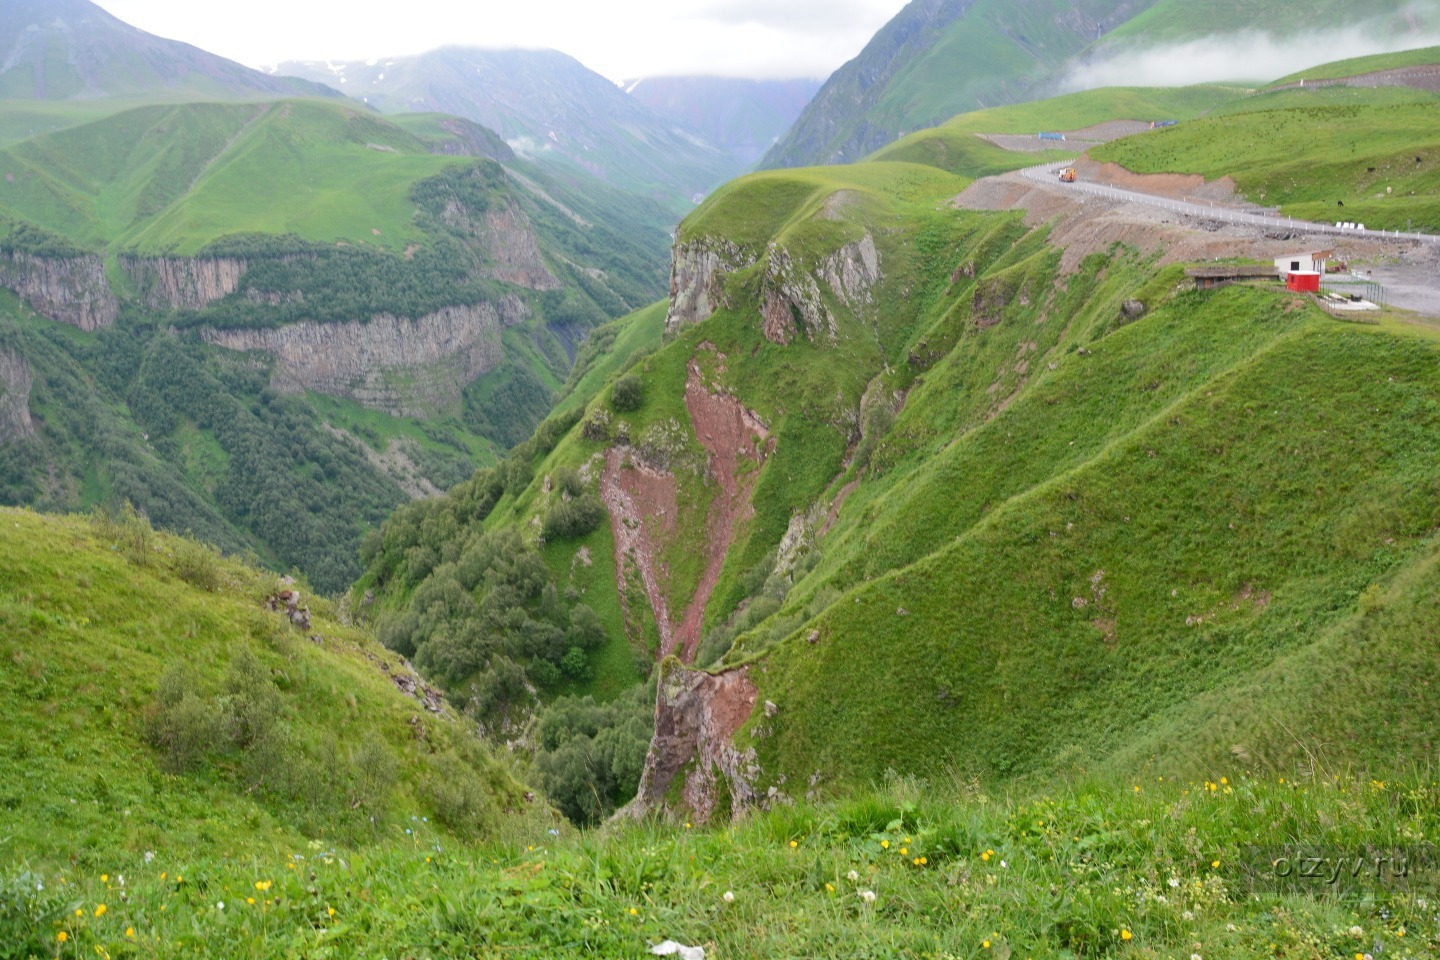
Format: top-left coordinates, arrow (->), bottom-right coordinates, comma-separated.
846,870 -> 859,882
1000,860 -> 1008,868
1226,923 -> 1236,932
143,851 -> 155,864
1350,925 -> 1365,938
34,881 -> 42,892
860,889 -> 877,903
1168,877 -> 1180,888
721,891 -> 735,903
217,901 -> 225,910
1192,954 -> 1203,960
1182,910 -> 1194,921
118,875 -> 124,887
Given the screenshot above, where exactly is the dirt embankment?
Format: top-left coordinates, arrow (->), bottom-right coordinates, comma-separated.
671,344 -> 772,661
600,449 -> 679,656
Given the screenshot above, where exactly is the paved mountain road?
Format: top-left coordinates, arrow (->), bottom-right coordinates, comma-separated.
1019,161 -> 1440,245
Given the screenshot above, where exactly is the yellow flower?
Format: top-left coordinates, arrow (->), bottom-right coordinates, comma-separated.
425,857 -> 431,863
74,908 -> 82,917
982,940 -> 991,949
789,840 -> 798,849
1211,860 -> 1220,869
825,883 -> 834,892
94,904 -> 107,918
1121,929 -> 1132,941
57,932 -> 68,944
881,840 -> 890,849
125,928 -> 135,939
160,872 -> 166,880
100,875 -> 108,884
919,857 -> 927,865
1220,777 -> 1228,785
286,863 -> 295,870
900,848 -> 908,856
628,907 -> 638,916
255,880 -> 272,892
327,907 -> 336,917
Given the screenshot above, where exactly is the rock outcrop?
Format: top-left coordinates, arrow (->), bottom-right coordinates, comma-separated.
664,238 -> 754,334
760,243 -> 832,344
820,232 -> 881,305
438,195 -> 560,291
0,350 -> 34,440
621,658 -> 760,824
0,252 -> 118,330
123,256 -> 250,310
203,296 -> 530,417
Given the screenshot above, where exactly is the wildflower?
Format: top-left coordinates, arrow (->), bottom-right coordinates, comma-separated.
57,933 -> 68,944
1226,923 -> 1237,932
94,904 -> 107,917
247,898 -> 256,905
881,840 -> 889,849
217,902 -> 225,910
982,941 -> 991,949
327,907 -> 336,917
789,840 -> 798,849
826,883 -> 835,892
1169,877 -> 1180,888
1121,929 -> 1132,941
74,909 -> 82,917
255,880 -> 272,892
900,847 -> 908,856
1220,777 -> 1228,785
1211,860 -> 1220,869
860,890 -> 876,903
1349,926 -> 1365,938
143,852 -> 155,864
1192,955 -> 1202,960
997,860 -> 1004,868
1182,911 -> 1194,921
847,870 -> 859,881
913,858 -> 920,866
125,928 -> 134,939
981,850 -> 992,862
722,891 -> 735,903
920,857 -> 928,865
101,875 -> 108,884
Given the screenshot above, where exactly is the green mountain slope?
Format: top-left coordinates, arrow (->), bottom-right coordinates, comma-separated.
276,48 -> 737,213
0,0 -> 337,102
359,76 -> 1440,828
763,0 -> 1436,171
0,507 -> 541,864
0,97 -> 671,591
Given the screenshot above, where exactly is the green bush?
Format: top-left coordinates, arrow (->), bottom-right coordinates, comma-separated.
145,665 -> 223,772
171,537 -> 223,592
610,373 -> 645,412
542,494 -> 605,540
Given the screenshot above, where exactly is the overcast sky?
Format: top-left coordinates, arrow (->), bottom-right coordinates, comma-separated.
99,0 -> 910,81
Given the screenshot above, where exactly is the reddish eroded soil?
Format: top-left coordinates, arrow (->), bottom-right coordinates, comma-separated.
600,448 -> 679,655
671,345 -> 772,662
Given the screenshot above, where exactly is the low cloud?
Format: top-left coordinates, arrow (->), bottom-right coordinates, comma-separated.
1063,9 -> 1440,90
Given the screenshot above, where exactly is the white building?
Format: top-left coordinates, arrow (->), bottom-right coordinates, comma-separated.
1274,250 -> 1331,275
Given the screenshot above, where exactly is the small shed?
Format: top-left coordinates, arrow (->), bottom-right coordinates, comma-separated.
1274,250 -> 1331,275
1286,271 -> 1322,293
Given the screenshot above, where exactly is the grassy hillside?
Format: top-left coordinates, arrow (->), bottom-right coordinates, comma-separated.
871,84 -> 1243,176
1269,44 -> 1440,86
5,770 -> 1434,957
1092,93 -> 1440,231
0,507 -> 542,868
1100,0 -> 1428,46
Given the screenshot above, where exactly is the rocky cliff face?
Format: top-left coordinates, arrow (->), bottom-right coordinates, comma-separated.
0,350 -> 34,440
438,195 -> 560,291
0,252 -> 119,330
123,256 -> 249,310
202,295 -> 530,417
621,658 -> 761,824
664,238 -> 754,334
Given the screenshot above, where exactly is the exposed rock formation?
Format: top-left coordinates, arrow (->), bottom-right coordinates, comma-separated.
621,658 -> 760,824
123,257 -> 250,310
203,296 -> 530,417
0,350 -> 34,440
0,252 -> 118,330
760,243 -> 831,344
820,232 -> 881,305
438,195 -> 560,291
484,203 -> 561,290
665,238 -> 754,334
